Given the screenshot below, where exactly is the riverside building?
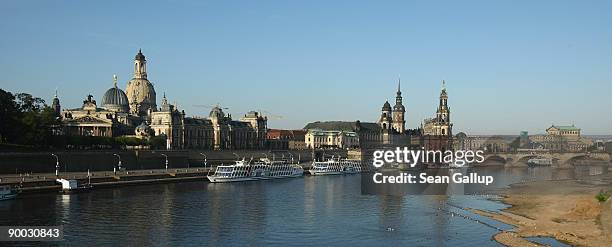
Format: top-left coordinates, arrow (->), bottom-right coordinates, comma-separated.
53,50 -> 267,150
529,125 -> 593,152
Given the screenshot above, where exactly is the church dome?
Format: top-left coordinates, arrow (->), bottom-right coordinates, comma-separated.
455,132 -> 467,139
102,86 -> 129,112
382,101 -> 391,111
126,78 -> 157,113
209,106 -> 225,119
126,50 -> 156,115
135,49 -> 145,60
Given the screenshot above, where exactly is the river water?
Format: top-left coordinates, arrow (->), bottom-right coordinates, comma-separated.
1,166 -> 606,246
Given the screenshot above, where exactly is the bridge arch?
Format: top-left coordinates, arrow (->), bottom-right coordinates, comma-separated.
483,155 -> 507,165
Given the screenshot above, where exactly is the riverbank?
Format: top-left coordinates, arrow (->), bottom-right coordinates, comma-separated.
1,162 -> 316,194
0,149 -> 319,174
0,168 -> 213,194
470,176 -> 612,246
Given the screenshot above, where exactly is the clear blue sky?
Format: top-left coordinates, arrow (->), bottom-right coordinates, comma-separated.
1,0 -> 611,135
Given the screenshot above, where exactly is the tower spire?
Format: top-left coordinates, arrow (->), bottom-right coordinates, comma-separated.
397,76 -> 401,93
113,74 -> 118,88
442,80 -> 446,90
52,87 -> 61,116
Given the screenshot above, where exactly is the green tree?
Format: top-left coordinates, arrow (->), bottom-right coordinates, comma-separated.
149,134 -> 167,150
15,93 -> 56,146
0,90 -> 58,147
115,136 -> 147,146
0,89 -> 20,143
509,137 -> 521,151
15,93 -> 46,112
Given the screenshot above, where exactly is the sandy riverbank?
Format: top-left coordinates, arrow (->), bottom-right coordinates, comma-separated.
470,176 -> 612,246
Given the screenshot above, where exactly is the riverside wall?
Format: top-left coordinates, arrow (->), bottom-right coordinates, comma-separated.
0,149 -> 338,174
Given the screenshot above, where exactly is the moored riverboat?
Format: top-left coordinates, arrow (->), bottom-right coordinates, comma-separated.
527,158 -> 553,167
0,185 -> 19,201
207,158 -> 304,183
309,159 -> 364,175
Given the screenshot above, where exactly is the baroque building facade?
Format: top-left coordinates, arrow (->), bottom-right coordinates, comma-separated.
149,97 -> 268,150
304,129 -> 360,149
529,125 -> 593,152
53,50 -> 267,150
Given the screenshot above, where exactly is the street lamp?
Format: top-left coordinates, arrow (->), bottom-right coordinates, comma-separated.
161,154 -> 168,170
51,153 -> 59,177
200,153 -> 207,169
113,153 -> 122,173
288,153 -> 294,163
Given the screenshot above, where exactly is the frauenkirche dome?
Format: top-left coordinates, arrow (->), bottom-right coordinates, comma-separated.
126,49 -> 157,116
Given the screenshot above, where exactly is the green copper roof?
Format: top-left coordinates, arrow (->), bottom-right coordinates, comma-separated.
549,125 -> 580,131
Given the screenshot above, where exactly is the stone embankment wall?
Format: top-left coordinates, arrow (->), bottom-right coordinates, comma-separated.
0,149 -> 330,174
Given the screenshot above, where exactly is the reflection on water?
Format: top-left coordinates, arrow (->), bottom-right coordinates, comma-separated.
0,165 -> 605,246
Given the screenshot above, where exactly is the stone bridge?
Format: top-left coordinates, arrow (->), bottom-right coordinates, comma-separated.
484,151 -> 611,168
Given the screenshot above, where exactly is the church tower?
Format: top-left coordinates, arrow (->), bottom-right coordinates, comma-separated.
134,49 -> 147,79
435,80 -> 451,136
126,49 -> 157,116
51,90 -> 61,117
379,101 -> 393,131
392,79 -> 406,133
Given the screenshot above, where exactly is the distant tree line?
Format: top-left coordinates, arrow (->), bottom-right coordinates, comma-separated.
0,88 -> 167,150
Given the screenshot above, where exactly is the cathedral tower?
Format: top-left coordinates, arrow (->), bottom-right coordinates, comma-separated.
435,80 -> 451,136
126,49 -> 157,116
392,79 -> 406,133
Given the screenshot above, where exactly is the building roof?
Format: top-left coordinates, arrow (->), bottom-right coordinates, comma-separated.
548,125 -> 580,131
102,87 -> 129,111
135,49 -> 145,60
382,101 -> 391,111
184,117 -> 212,125
307,129 -> 358,137
304,121 -> 380,132
267,129 -> 307,140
